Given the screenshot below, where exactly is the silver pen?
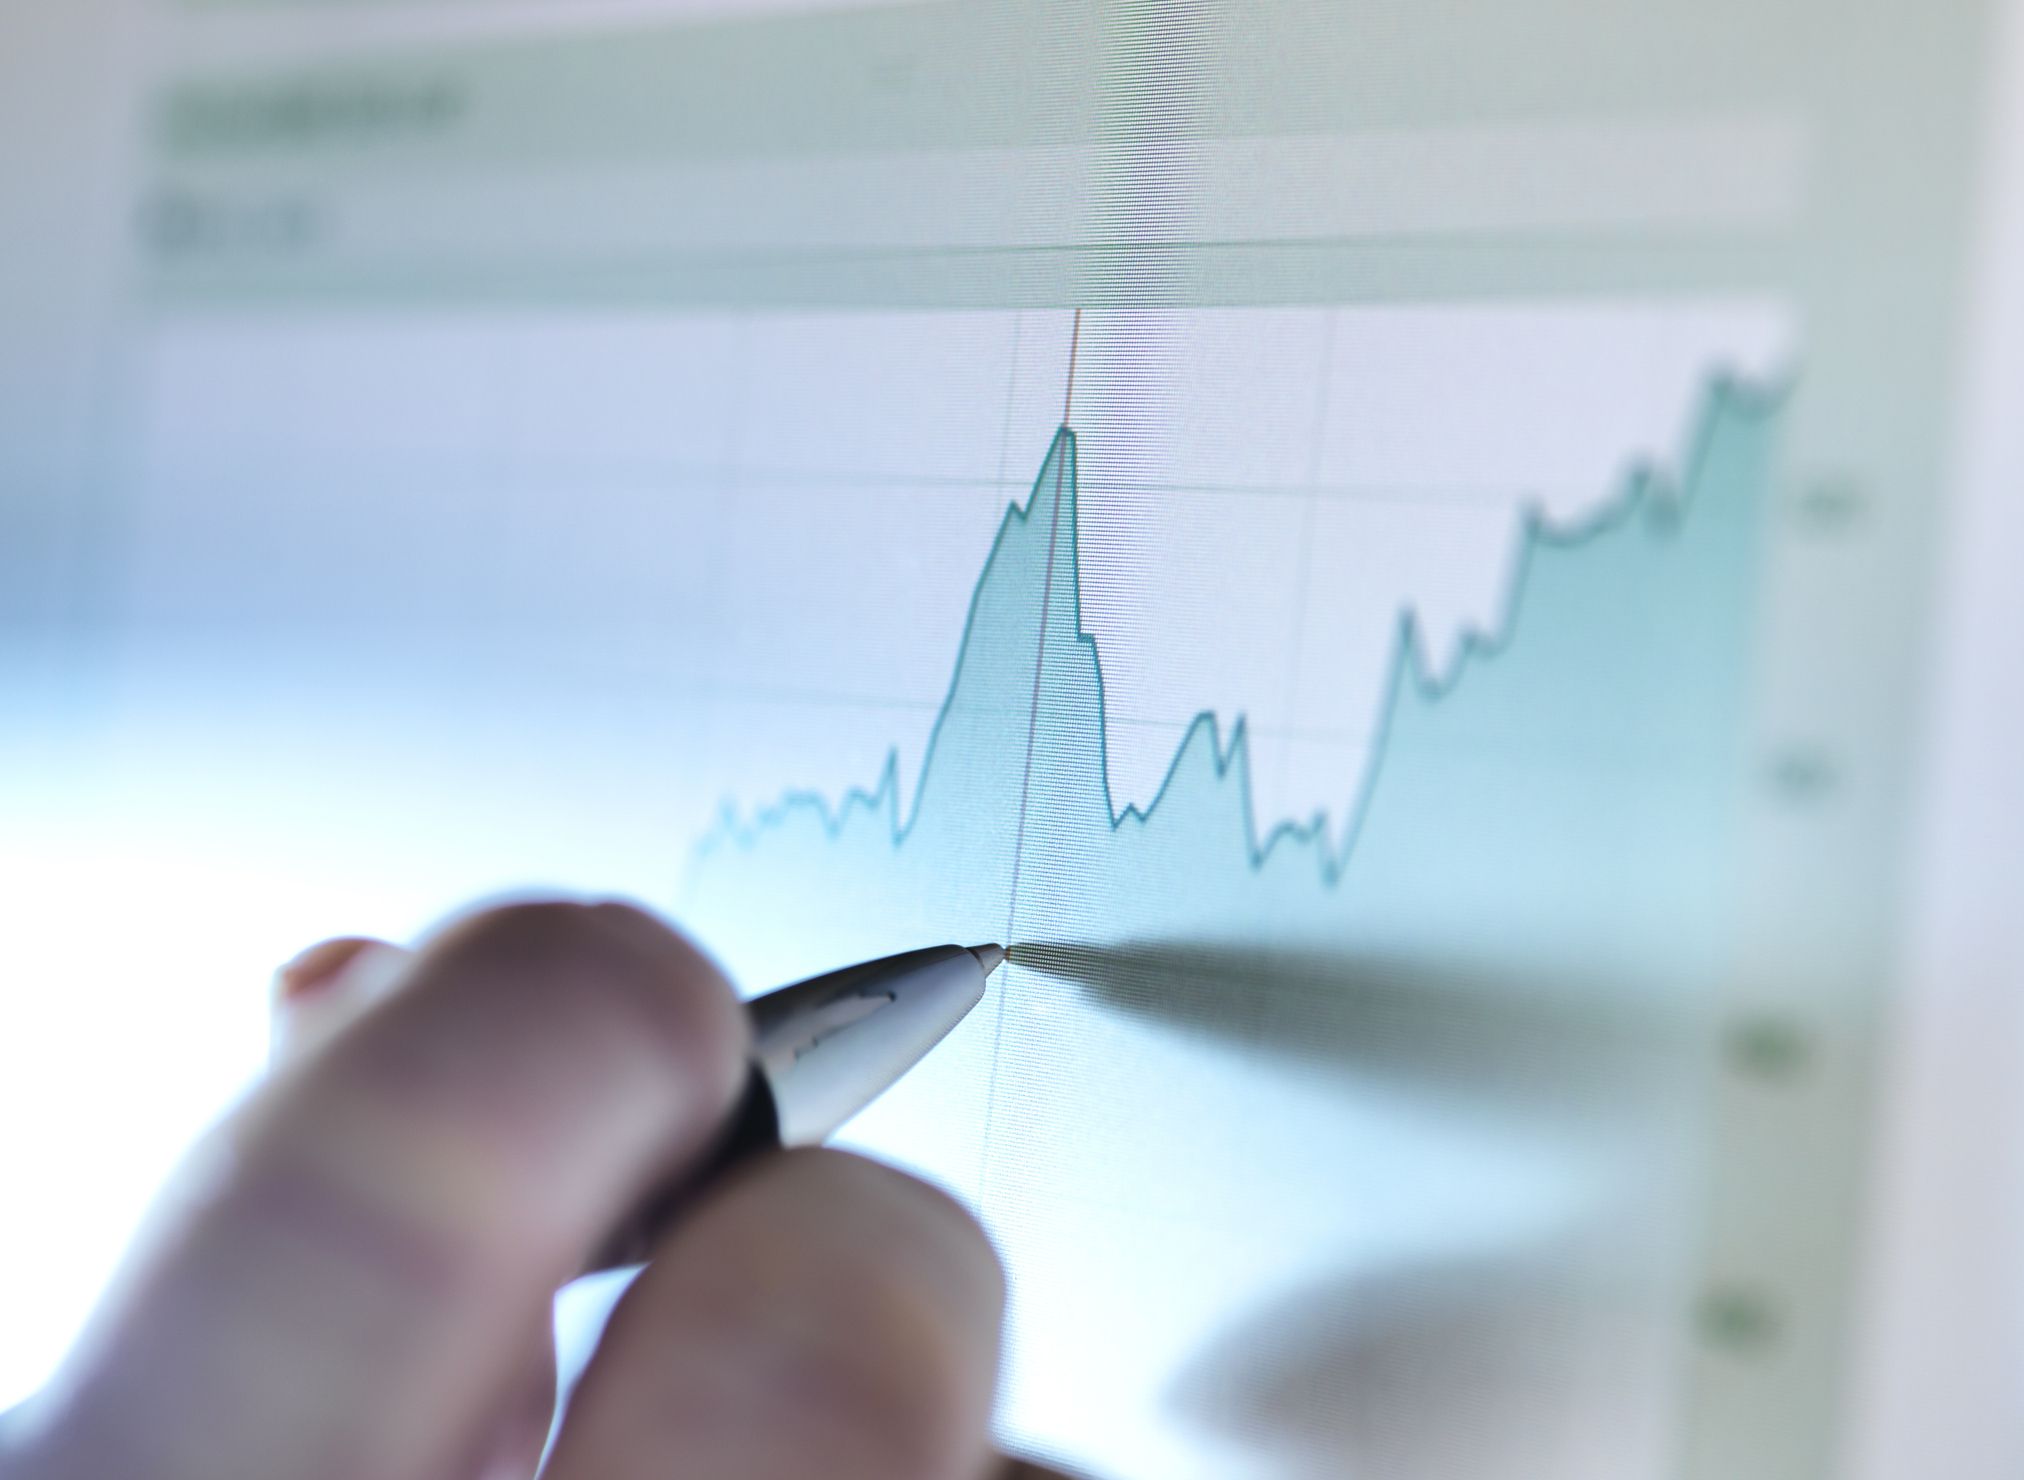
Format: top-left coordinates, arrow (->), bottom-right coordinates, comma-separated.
594,943 -> 1004,1267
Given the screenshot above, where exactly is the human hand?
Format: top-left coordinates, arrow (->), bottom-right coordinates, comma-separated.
1,902 -> 1078,1480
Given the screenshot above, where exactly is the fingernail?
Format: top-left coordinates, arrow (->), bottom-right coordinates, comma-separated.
274,937 -> 383,1002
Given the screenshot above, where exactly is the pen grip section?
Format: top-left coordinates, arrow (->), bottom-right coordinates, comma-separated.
585,1064 -> 781,1273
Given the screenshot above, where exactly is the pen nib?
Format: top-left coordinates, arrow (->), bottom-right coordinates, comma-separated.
966,944 -> 1007,977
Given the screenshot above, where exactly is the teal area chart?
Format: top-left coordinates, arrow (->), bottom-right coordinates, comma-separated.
682,376 -> 1781,1470
689,376 -> 1774,975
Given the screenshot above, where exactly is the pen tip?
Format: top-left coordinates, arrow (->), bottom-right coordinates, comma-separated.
966,944 -> 1007,977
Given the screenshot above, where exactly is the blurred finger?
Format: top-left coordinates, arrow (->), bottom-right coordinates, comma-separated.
545,1150 -> 1003,1480
275,939 -> 561,1480
274,935 -> 383,1003
461,1317 -> 558,1480
21,900 -> 748,1480
997,1462 -> 1089,1479
270,937 -> 407,1064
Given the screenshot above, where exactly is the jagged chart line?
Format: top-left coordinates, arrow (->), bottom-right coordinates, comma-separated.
969,429 -> 1072,1164
973,310 -> 1084,1181
1000,439 -> 1073,935
1001,305 -> 1086,943
676,349 -> 1784,1480
692,373 -> 1778,891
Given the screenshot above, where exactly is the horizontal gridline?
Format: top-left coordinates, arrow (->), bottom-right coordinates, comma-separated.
146,455 -> 1552,507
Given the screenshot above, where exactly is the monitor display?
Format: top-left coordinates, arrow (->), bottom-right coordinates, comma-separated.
2,3 -> 2021,1476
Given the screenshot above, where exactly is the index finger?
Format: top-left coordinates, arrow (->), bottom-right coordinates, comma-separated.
14,901 -> 748,1480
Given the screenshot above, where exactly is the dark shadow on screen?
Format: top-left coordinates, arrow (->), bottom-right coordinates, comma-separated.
1011,938 -> 1699,1123
1165,1250 -> 1672,1479
1012,940 -> 1709,1474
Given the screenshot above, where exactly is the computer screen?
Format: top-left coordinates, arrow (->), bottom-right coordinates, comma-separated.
3,3 -> 2021,1476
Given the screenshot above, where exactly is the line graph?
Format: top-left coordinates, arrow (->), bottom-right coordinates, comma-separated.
117,300 -> 1796,1476
679,344 -> 1785,1473
691,374 -> 1779,897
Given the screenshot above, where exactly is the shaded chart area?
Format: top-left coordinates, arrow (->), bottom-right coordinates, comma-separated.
685,381 -> 1781,1477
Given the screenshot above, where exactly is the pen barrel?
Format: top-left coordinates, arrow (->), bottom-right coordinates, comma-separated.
585,1066 -> 780,1272
753,945 -> 988,1144
583,942 -> 992,1273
